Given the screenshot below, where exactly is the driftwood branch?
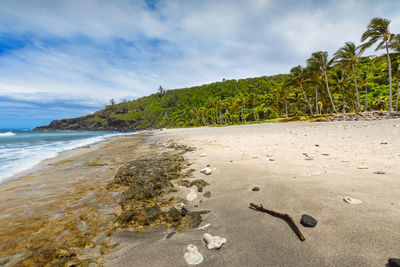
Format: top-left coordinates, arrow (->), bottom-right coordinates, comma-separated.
250,203 -> 305,241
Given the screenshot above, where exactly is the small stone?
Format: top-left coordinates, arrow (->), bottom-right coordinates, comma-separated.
357,166 -> 368,169
252,187 -> 260,191
181,207 -> 188,216
201,167 -> 212,175
343,196 -> 362,204
184,244 -> 203,265
186,189 -> 197,202
203,233 -> 227,250
315,144 -> 319,147
198,223 -> 211,230
198,188 -> 203,192
269,158 -> 275,161
266,154 -> 272,157
200,152 -> 207,157
389,258 -> 400,267
300,214 -> 317,227
203,192 -> 211,198
166,232 -> 176,239
321,153 -> 330,156
381,142 -> 388,145
374,171 -> 386,174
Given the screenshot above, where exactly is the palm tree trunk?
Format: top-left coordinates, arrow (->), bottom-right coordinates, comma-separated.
342,86 -> 345,113
396,79 -> 399,111
324,70 -> 338,113
300,84 -> 313,115
386,42 -> 393,111
285,99 -> 288,117
315,88 -> 319,114
352,64 -> 361,112
365,86 -> 368,111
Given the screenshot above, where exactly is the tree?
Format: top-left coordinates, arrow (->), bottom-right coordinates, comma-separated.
307,51 -> 338,113
360,17 -> 395,111
333,42 -> 363,111
158,85 -> 166,96
288,65 -> 313,115
331,69 -> 350,113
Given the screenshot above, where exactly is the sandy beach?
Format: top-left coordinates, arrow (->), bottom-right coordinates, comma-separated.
1,119 -> 400,266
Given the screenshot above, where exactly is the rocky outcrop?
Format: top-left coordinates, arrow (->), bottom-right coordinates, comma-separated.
327,111 -> 400,122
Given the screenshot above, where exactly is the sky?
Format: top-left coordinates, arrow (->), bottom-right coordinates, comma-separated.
0,0 -> 400,129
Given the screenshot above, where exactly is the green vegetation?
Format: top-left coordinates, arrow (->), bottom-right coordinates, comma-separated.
43,17 -> 400,131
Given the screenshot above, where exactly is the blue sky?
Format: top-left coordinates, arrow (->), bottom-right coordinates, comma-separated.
0,0 -> 400,129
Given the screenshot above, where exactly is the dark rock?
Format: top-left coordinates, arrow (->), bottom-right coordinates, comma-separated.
300,214 -> 317,227
166,232 -> 176,239
198,188 -> 203,192
374,171 -> 386,174
389,258 -> 400,267
181,207 -> 188,217
252,187 -> 260,191
203,192 -> 211,198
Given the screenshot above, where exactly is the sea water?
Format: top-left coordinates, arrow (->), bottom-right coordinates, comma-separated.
0,130 -> 132,183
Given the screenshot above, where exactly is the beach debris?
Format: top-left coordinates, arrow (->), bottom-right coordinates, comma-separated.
198,223 -> 211,230
166,232 -> 176,239
305,157 -> 314,160
343,196 -> 362,204
269,158 -> 275,161
311,172 -> 321,176
203,233 -> 227,250
201,167 -> 212,175
249,203 -> 305,241
357,166 -> 368,169
374,171 -> 386,174
186,189 -> 197,202
266,154 -> 273,157
315,144 -> 319,147
252,187 -> 260,191
181,206 -> 188,216
300,214 -> 317,227
203,192 -> 211,198
321,153 -> 330,156
388,258 -> 400,267
381,141 -> 388,145
200,152 -> 207,157
198,187 -> 203,192
184,244 -> 203,265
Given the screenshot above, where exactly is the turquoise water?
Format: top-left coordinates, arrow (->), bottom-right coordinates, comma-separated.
0,130 -> 132,183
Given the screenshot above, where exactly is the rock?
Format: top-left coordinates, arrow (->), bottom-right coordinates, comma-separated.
343,196 -> 362,204
381,142 -> 388,145
357,166 -> 368,169
198,188 -> 203,192
200,152 -> 207,157
321,153 -> 330,156
374,171 -> 386,174
300,214 -> 317,227
201,167 -> 212,175
198,223 -> 211,230
315,144 -> 319,147
203,233 -> 227,250
166,232 -> 176,239
181,207 -> 188,216
186,189 -> 197,202
389,258 -> 400,267
184,244 -> 203,265
203,192 -> 211,198
252,187 -> 260,191
269,158 -> 275,161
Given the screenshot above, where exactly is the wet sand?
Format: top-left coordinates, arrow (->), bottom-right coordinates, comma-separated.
1,120 -> 400,266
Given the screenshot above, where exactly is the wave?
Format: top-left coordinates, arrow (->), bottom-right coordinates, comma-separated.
0,132 -> 15,137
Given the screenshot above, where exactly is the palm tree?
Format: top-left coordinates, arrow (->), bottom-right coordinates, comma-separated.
358,69 -> 373,111
288,65 -> 313,115
360,17 -> 395,111
307,51 -> 338,113
281,79 -> 295,117
331,69 -> 350,113
333,42 -> 363,111
392,61 -> 400,111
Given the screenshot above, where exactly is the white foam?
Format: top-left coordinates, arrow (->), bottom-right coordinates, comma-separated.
0,132 -> 15,137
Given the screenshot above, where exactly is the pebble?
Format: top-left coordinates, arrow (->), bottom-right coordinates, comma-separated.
203,233 -> 227,250
184,244 -> 203,265
181,206 -> 188,216
381,142 -> 388,145
252,187 -> 260,191
389,258 -> 400,267
343,196 -> 362,204
357,166 -> 368,169
200,152 -> 207,157
300,214 -> 317,227
198,223 -> 211,230
203,192 -> 211,198
201,167 -> 212,175
198,187 -> 203,192
186,189 -> 197,202
269,158 -> 275,161
166,232 -> 176,239
374,171 -> 386,174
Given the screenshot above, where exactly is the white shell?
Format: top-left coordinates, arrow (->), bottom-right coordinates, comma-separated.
201,167 -> 212,175
203,233 -> 227,250
184,244 -> 203,265
343,196 -> 362,204
200,152 -> 207,157
186,188 -> 197,202
198,223 -> 211,230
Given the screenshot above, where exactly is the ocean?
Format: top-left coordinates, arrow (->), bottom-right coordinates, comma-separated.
0,130 -> 132,183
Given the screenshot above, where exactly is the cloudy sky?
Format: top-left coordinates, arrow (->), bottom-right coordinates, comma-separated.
0,0 -> 400,128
